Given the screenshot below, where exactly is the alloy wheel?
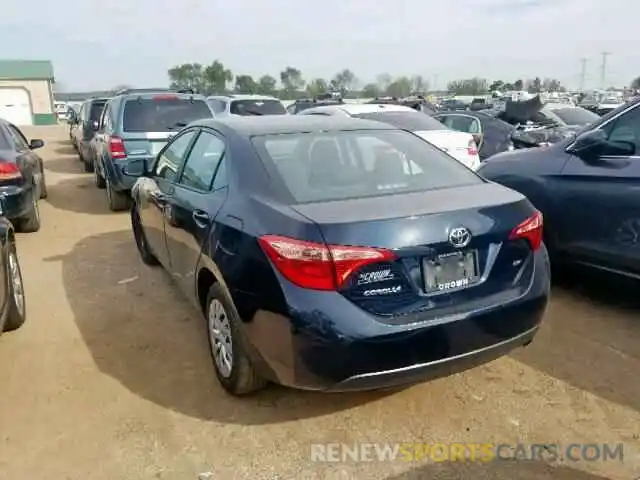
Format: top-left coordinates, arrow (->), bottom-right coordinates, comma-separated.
8,251 -> 25,318
208,299 -> 233,378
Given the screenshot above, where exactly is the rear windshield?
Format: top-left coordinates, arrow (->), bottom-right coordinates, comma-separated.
230,99 -> 287,116
352,112 -> 445,132
122,97 -> 212,132
549,107 -> 599,126
90,102 -> 107,122
251,129 -> 481,203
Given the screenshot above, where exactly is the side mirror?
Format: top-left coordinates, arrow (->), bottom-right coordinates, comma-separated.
29,139 -> 44,150
67,111 -> 76,124
91,120 -> 100,131
121,159 -> 148,177
566,129 -> 635,160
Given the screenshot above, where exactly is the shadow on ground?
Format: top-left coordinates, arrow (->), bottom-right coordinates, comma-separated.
44,176 -> 115,215
52,145 -> 77,156
43,156 -> 85,175
384,459 -> 613,479
45,230 -> 390,424
512,266 -> 640,413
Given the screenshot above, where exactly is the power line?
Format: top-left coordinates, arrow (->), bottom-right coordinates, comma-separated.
580,58 -> 588,91
600,52 -> 610,89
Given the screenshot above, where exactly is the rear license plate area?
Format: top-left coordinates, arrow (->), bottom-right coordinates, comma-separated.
423,250 -> 478,294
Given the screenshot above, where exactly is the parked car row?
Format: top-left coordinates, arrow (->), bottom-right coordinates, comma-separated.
55,86 -> 639,399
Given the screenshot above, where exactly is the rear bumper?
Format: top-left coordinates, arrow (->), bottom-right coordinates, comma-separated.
0,185 -> 34,220
239,246 -> 550,391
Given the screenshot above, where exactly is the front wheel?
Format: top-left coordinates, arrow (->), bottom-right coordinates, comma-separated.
2,242 -> 26,332
131,207 -> 159,266
206,283 -> 267,396
105,176 -> 129,212
94,161 -> 106,189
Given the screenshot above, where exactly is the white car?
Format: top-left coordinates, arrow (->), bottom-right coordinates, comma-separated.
298,103 -> 481,170
207,94 -> 288,117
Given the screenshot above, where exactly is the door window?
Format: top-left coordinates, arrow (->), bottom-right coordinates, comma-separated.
442,115 -> 480,133
177,131 -> 226,191
208,99 -> 227,114
7,125 -> 29,150
602,106 -> 640,154
153,130 -> 198,181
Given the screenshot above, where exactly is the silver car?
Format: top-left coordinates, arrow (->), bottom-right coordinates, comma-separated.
206,94 -> 288,117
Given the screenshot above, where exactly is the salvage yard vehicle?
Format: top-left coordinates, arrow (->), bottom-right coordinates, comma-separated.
68,97 -> 109,172
0,118 -> 46,232
91,89 -> 215,211
124,115 -> 550,396
478,98 -> 640,277
207,94 -> 288,117
298,103 -> 481,170
0,196 -> 27,335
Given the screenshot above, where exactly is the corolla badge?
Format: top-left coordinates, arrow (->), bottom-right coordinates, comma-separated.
448,226 -> 471,248
363,285 -> 402,296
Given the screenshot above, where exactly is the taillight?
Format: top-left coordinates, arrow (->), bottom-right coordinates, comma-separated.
467,139 -> 478,156
108,136 -> 127,160
0,162 -> 21,180
509,211 -> 543,251
258,235 -> 396,290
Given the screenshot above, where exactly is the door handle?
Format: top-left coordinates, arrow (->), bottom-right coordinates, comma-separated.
192,210 -> 210,227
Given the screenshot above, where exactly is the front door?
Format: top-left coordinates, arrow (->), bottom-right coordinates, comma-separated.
163,129 -> 228,302
557,104 -> 640,273
139,129 -> 199,268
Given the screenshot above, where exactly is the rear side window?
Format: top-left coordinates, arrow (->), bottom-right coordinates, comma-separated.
352,112 -> 445,132
89,102 -> 107,122
251,129 -> 481,203
122,97 -> 212,132
230,99 -> 287,116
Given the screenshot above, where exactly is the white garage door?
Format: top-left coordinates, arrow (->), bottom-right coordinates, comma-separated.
0,88 -> 32,126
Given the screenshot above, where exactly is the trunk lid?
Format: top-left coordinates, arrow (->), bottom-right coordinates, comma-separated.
290,182 -> 539,321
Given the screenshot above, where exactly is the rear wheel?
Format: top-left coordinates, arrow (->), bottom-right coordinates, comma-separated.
3,242 -> 26,332
105,176 -> 129,212
38,167 -> 48,199
83,155 -> 94,172
206,283 -> 267,395
94,160 -> 106,189
17,194 -> 41,233
131,207 -> 159,266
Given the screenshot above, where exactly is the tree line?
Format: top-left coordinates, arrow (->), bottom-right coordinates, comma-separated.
167,60 -> 569,99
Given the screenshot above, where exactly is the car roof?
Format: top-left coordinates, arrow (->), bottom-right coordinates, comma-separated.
310,103 -> 417,115
115,92 -> 207,101
192,115 -> 397,136
208,94 -> 280,101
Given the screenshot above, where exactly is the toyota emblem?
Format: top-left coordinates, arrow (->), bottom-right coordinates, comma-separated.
448,227 -> 471,248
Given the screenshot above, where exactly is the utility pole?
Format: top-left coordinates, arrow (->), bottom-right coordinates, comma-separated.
579,58 -> 587,92
600,52 -> 610,90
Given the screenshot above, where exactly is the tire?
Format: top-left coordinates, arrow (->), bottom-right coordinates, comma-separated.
39,167 -> 48,199
94,160 -> 106,189
17,194 -> 41,233
2,242 -> 26,332
206,283 -> 267,395
83,155 -> 94,172
131,207 -> 159,266
105,176 -> 129,212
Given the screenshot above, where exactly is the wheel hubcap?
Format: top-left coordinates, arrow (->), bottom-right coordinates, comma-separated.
208,299 -> 233,377
8,251 -> 24,317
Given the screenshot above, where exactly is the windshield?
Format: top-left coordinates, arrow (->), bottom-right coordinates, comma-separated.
122,97 -> 212,132
548,107 -> 599,126
251,129 -> 481,203
230,99 -> 287,116
352,112 -> 446,132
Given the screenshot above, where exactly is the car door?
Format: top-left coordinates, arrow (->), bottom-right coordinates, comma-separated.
5,124 -> 38,188
163,129 -> 228,300
138,128 -> 199,268
556,104 -> 640,272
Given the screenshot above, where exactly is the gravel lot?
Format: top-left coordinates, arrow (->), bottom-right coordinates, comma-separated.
0,126 -> 638,480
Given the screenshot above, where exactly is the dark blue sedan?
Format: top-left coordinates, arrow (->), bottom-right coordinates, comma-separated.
123,115 -> 550,395
478,98 -> 640,276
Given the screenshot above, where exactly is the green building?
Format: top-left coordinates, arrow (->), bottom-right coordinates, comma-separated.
0,60 -> 57,125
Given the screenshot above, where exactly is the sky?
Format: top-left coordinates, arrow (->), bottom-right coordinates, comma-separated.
0,0 -> 637,91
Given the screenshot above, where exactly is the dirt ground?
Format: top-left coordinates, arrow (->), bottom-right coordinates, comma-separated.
0,125 -> 638,480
